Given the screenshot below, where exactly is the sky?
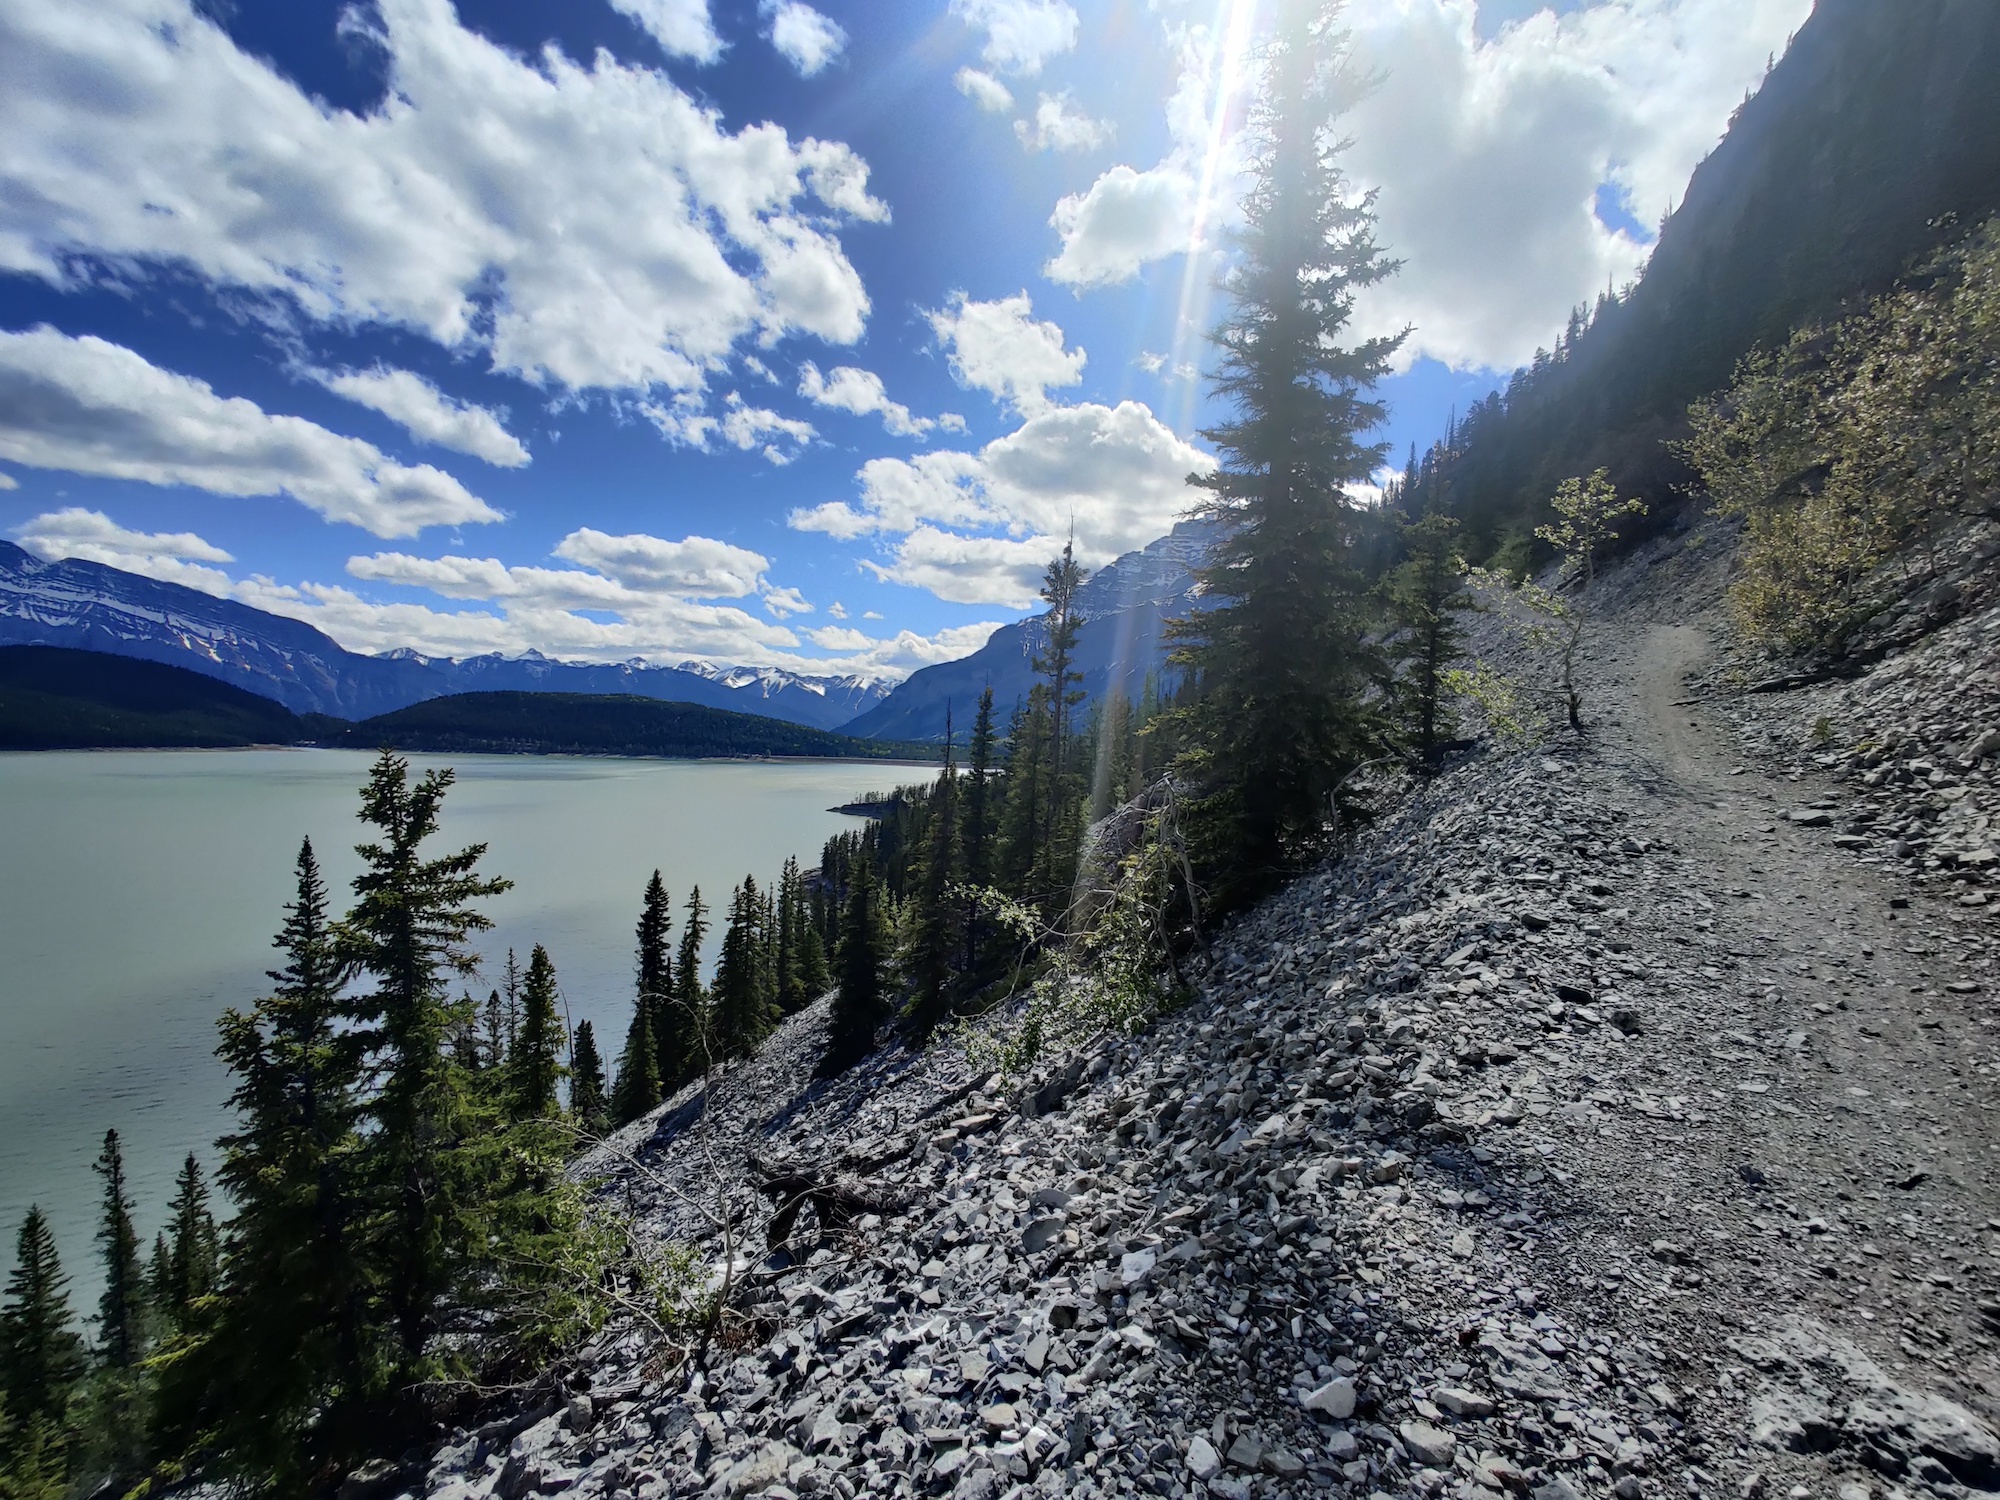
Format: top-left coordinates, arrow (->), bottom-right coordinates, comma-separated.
0,0 -> 1812,681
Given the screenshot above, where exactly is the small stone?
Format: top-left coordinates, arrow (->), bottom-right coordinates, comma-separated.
1302,1377 -> 1357,1418
1613,1480 -> 1644,1500
1434,1386 -> 1496,1419
1185,1434 -> 1222,1482
979,1403 -> 1017,1431
1119,1248 -> 1157,1286
1022,1217 -> 1064,1254
1225,1431 -> 1264,1470
1399,1420 -> 1457,1468
1262,1446 -> 1305,1478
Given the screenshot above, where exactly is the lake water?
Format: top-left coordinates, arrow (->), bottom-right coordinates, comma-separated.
0,749 -> 924,1301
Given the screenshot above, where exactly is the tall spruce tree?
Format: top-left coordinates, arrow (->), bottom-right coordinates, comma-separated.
341,751 -> 511,1374
822,845 -> 891,1075
159,1154 -> 219,1329
609,999 -> 661,1128
90,1132 -> 142,1370
673,887 -> 710,1074
995,691 -> 1047,896
794,878 -> 831,1001
709,878 -> 774,1061
963,687 -> 997,889
635,873 -> 681,1088
159,837 -> 377,1491
0,1208 -> 83,1435
568,1021 -> 609,1137
508,945 -> 565,1121
1031,547 -> 1089,911
901,719 -> 962,1038
1171,0 -> 1402,897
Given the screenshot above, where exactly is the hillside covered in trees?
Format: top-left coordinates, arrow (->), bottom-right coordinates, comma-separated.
0,646 -> 312,749
1396,0 -> 2000,564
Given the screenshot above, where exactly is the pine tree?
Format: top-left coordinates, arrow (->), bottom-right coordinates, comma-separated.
341,752 -> 511,1374
508,945 -> 565,1121
634,873 -> 679,1089
963,686 -> 997,890
160,1154 -> 219,1328
673,887 -> 710,1075
794,876 -> 831,1002
1171,0 -> 1402,898
995,692 -> 1047,895
1382,511 -> 1471,769
158,837 -> 377,1490
822,846 -> 891,1076
568,1021 -> 609,1137
901,719 -> 962,1038
609,992 -> 660,1128
774,859 -> 804,1014
709,878 -> 774,1061
480,988 -> 508,1070
90,1132 -> 142,1370
0,1208 -> 83,1434
498,949 -> 523,1054
1032,546 -> 1089,910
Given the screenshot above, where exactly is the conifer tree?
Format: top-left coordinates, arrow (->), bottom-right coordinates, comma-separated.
1032,547 -> 1089,908
995,692 -> 1046,895
1172,0 -> 1402,897
480,988 -> 508,1070
160,1153 -> 219,1328
91,1131 -> 142,1370
794,881 -> 831,1001
341,751 -> 511,1373
774,859 -> 804,1014
673,887 -> 710,1074
709,878 -> 774,1061
634,873 -> 679,1088
609,996 -> 660,1128
0,1208 -> 83,1434
568,1021 -> 609,1137
822,846 -> 891,1075
963,686 -> 997,890
160,837 -> 376,1490
901,720 -> 962,1038
508,945 -> 564,1121
1382,512 -> 1471,769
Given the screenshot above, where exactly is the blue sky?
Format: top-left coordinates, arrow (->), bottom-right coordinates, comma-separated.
0,0 -> 1807,679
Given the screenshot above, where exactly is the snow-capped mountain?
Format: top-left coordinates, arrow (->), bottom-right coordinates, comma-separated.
0,542 -> 892,730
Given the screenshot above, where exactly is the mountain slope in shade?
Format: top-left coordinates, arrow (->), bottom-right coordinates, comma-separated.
0,542 -> 894,729
845,522 -> 1214,742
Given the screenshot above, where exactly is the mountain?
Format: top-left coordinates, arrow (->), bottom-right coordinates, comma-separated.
0,541 -> 893,730
844,522 -> 1213,742
0,540 -> 446,718
337,691 -> 933,762
0,644 -> 312,749
1404,0 -> 2000,557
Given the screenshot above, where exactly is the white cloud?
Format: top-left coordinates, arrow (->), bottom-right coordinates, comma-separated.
14,506 -> 238,592
827,600 -> 848,619
0,328 -> 499,538
763,1 -> 846,76
954,68 -> 1016,113
550,528 -> 769,596
1015,93 -> 1114,153
761,584 -> 812,617
1043,17 -> 1245,288
0,0 -> 886,394
791,399 -> 1214,606
604,0 -> 723,63
950,0 -> 1079,76
1338,0 -> 1811,372
0,473 -> 17,490
797,362 -> 933,437
1046,163 -> 1200,286
314,365 -> 529,468
927,293 -> 1086,416
719,396 -> 817,464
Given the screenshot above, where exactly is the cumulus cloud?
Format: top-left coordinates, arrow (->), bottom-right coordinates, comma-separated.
1015,93 -> 1115,153
954,68 -> 1015,113
761,584 -> 812,617
606,0 -> 723,62
14,506 -> 237,592
719,396 -> 817,464
791,399 -> 1213,606
314,365 -> 529,467
0,0 -> 886,394
950,0 -> 1079,76
797,362 -> 934,437
1338,0 -> 1810,371
1044,18 -> 1243,288
927,293 -> 1086,417
0,328 -> 499,538
549,528 -> 769,596
763,0 -> 846,76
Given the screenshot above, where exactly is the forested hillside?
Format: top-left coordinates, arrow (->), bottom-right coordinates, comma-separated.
1399,0 -> 2000,561
0,645 -> 308,748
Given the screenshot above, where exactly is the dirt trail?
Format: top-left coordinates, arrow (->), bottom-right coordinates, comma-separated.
1593,613 -> 2000,1420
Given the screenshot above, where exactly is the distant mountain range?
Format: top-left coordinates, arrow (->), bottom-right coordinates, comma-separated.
0,541 -> 894,730
0,644 -> 931,760
845,521 -> 1213,742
